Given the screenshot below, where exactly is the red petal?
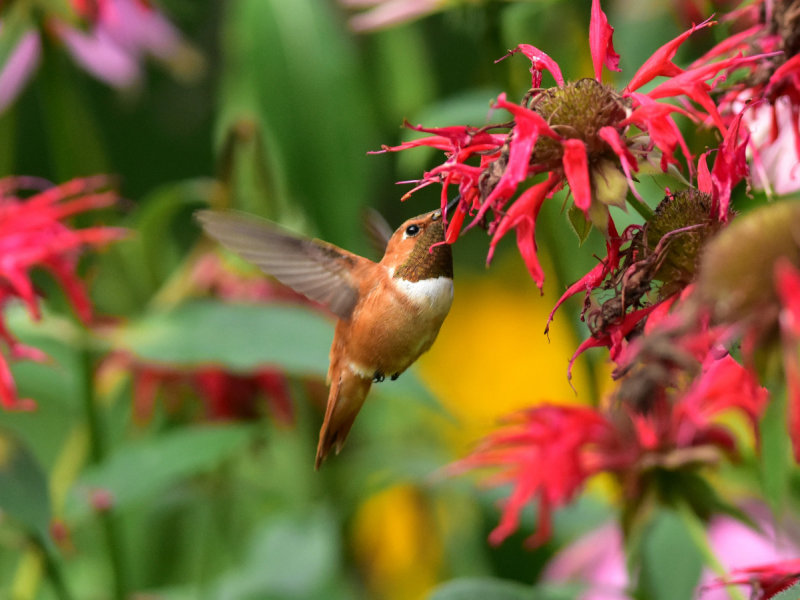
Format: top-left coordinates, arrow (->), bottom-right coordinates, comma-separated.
589,0 -> 621,81
562,139 -> 592,215
500,44 -> 565,88
626,16 -> 714,92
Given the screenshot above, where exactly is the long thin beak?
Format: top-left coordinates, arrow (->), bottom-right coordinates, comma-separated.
445,195 -> 461,218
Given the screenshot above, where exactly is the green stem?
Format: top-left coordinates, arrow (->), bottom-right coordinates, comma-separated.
34,535 -> 74,600
80,344 -> 127,600
676,501 -> 746,600
628,195 -> 654,221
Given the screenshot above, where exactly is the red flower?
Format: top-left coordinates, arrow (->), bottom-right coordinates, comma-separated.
0,176 -> 123,410
776,258 -> 800,460
449,405 -> 615,548
708,559 -> 800,600
693,0 -> 800,194
454,295 -> 766,547
377,0 -> 754,291
128,362 -> 295,425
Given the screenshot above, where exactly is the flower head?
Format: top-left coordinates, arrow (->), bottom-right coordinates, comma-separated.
694,0 -> 800,193
378,0 -> 755,290
0,176 -> 123,409
453,304 -> 766,547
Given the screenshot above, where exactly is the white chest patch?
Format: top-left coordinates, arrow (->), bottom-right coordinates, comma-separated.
393,276 -> 454,315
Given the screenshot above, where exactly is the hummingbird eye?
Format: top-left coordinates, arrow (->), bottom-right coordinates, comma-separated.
405,224 -> 421,237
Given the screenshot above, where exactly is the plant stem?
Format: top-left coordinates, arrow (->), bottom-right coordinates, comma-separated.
34,535 -> 74,600
628,195 -> 654,221
676,501 -> 746,600
80,344 -> 127,600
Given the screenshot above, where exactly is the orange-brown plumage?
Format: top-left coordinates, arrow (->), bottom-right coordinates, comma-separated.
196,209 -> 453,469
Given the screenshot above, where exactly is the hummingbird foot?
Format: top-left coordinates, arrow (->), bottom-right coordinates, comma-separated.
373,371 -> 385,383
391,373 -> 399,381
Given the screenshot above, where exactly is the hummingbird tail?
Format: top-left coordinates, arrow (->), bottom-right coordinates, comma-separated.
315,370 -> 371,469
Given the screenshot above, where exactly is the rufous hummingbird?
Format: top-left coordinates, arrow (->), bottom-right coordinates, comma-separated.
196,208 -> 454,468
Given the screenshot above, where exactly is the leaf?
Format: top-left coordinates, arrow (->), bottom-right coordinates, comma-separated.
115,299 -> 332,374
773,580 -> 800,600
427,578 -> 538,600
66,425 -> 253,520
760,384 -> 791,514
637,508 -> 702,600
218,0 -> 377,247
567,204 -> 592,245
38,41 -> 108,180
210,510 -> 340,600
0,4 -> 33,84
0,430 -> 52,541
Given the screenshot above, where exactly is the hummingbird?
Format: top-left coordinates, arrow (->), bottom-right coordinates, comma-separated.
196,208 -> 454,468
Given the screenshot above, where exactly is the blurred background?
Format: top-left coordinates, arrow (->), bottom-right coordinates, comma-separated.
0,1 -> 752,598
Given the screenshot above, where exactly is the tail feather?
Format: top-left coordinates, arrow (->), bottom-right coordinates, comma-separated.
315,369 -> 371,469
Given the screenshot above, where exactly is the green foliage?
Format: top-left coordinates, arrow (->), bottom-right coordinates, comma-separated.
116,300 -> 332,375
65,425 -> 254,521
0,430 -> 52,543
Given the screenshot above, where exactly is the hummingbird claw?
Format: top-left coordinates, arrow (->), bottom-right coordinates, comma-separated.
391,373 -> 399,381
373,371 -> 385,383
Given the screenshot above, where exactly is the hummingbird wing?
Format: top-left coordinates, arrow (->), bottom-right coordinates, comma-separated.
196,210 -> 369,320
362,207 -> 393,257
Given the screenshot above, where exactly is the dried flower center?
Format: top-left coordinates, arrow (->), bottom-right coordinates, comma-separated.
529,78 -> 629,164
644,190 -> 721,291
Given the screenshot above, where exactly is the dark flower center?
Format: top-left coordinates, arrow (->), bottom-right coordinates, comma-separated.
644,190 -> 722,290
528,78 -> 629,164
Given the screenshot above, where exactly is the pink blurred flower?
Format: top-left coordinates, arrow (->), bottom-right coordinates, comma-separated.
693,0 -> 800,194
0,0 -> 196,112
0,176 -> 123,410
338,0 -> 446,32
543,508 -> 800,600
378,0 -> 758,290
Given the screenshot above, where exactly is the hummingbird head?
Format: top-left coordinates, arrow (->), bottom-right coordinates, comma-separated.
382,209 -> 453,281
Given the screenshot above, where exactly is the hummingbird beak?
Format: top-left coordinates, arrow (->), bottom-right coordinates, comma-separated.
444,195 -> 461,218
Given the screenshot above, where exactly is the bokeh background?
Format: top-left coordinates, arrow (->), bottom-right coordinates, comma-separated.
0,1 -> 783,599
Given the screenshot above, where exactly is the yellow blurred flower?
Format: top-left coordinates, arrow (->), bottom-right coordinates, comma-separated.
417,255 -> 595,453
352,484 -> 442,600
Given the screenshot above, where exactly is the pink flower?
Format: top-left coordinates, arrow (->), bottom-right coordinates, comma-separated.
0,0 -> 195,112
543,508 -> 800,600
338,0 -> 445,32
0,176 -> 124,410
377,0 -> 755,291
693,0 -> 800,194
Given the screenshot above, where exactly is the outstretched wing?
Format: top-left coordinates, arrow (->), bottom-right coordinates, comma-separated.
362,207 -> 393,257
196,210 -> 369,320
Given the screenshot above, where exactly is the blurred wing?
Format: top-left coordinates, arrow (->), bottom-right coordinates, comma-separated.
196,210 -> 368,320
363,207 -> 393,257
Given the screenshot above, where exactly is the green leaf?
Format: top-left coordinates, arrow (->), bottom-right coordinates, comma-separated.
760,384 -> 791,513
217,0 -> 378,247
427,578 -> 537,600
212,510 -> 340,600
0,430 -> 52,541
567,204 -> 592,245
637,508 -> 702,600
66,425 -> 253,520
115,299 -> 332,374
773,580 -> 800,600
38,40 -> 108,180
0,4 -> 33,85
